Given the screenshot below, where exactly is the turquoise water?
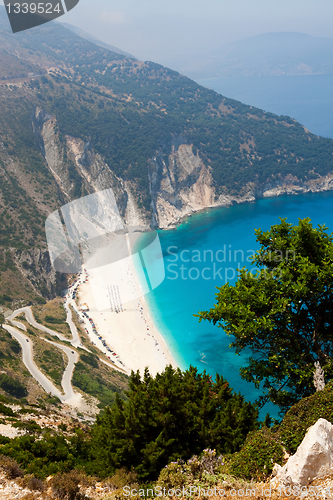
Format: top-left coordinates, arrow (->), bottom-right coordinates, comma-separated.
136,190 -> 333,417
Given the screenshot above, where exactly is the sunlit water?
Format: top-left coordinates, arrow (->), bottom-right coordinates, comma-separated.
135,191 -> 333,418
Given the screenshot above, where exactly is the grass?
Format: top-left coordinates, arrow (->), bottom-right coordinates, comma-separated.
32,298 -> 72,338
72,352 -> 128,409
32,336 -> 66,390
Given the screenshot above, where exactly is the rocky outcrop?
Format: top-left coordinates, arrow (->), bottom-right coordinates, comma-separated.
14,247 -> 59,299
32,108 -> 72,202
272,419 -> 333,488
149,142 -> 218,228
34,109 -> 333,233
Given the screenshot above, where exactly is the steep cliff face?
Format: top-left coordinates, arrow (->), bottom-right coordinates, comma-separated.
14,247 -> 60,299
35,110 -> 150,229
149,142 -> 217,228
148,140 -> 333,229
35,115 -> 333,231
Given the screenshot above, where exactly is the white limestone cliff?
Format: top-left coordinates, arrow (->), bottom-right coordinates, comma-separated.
272,418 -> 333,488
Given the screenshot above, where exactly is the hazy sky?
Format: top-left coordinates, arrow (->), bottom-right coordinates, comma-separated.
3,0 -> 333,68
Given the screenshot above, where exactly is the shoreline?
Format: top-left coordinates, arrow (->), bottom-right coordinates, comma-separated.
129,236 -> 179,372
76,234 -> 178,377
157,182 -> 333,230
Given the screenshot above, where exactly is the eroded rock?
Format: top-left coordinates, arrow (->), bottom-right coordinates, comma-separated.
272,418 -> 333,487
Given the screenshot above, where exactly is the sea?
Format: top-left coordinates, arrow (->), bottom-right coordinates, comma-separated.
135,74 -> 333,419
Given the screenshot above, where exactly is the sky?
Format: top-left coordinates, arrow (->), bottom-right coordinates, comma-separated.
59,0 -> 333,68
1,0 -> 332,68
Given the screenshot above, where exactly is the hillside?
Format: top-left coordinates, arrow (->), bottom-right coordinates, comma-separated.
0,7 -> 333,303
0,366 -> 331,498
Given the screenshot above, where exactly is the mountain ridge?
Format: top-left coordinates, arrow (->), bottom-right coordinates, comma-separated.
180,31 -> 333,79
0,13 -> 333,303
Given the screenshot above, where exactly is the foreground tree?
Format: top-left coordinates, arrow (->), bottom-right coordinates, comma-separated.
88,365 -> 258,480
197,218 -> 333,413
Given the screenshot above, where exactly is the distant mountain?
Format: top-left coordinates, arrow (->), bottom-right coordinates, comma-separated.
181,32 -> 333,79
60,22 -> 136,60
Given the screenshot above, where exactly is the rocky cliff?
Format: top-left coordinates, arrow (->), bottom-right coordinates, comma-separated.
33,110 -> 333,232
36,115 -> 333,230
1,16 -> 333,303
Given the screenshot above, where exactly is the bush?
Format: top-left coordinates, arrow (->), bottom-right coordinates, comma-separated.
226,427 -> 284,481
0,455 -> 24,479
45,315 -> 63,324
80,353 -> 98,369
50,470 -> 88,500
22,475 -> 45,491
12,420 -> 41,434
109,468 -> 138,489
8,338 -> 21,354
279,381 -> 333,454
90,366 -> 258,480
0,374 -> 28,399
157,449 -> 224,491
0,402 -> 15,416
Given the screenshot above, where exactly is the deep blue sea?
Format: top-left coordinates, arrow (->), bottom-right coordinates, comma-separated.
136,74 -> 333,418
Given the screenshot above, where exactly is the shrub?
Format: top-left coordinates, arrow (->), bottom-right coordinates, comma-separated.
50,470 -> 88,500
12,420 -> 41,434
8,338 -> 21,354
279,380 -> 333,454
226,427 -> 284,481
90,366 -> 258,480
0,374 -> 28,399
0,455 -> 24,479
80,353 -> 98,369
109,468 -> 138,489
45,315 -> 62,324
157,449 -> 224,491
22,475 -> 45,491
0,402 -> 15,417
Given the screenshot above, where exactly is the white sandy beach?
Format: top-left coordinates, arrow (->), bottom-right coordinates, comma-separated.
77,234 -> 178,377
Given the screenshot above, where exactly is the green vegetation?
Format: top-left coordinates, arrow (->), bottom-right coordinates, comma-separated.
226,427 -> 284,480
0,16 -> 333,300
0,373 -> 28,399
0,366 -> 331,485
278,379 -> 333,453
157,448 -> 225,490
0,329 -> 51,404
0,402 -> 15,417
88,365 -> 258,480
72,355 -> 127,408
0,430 -> 89,479
35,344 -> 65,388
32,299 -> 71,338
198,218 -> 333,413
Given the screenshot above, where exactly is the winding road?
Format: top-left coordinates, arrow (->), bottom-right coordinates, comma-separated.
3,324 -> 66,401
4,305 -> 82,404
2,271 -> 123,405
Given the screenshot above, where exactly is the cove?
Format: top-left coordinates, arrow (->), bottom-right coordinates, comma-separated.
136,190 -> 333,418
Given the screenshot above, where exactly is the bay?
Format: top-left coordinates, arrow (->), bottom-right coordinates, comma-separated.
136,190 -> 333,418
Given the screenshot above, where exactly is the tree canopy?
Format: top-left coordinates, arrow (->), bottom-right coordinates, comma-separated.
88,365 -> 258,480
197,218 -> 333,414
